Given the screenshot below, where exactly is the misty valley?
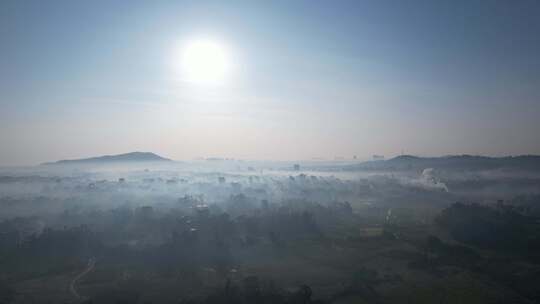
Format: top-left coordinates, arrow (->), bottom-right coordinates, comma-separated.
3,1 -> 540,303
1,155 -> 540,303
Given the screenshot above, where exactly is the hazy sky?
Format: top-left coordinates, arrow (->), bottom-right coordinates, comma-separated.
1,0 -> 540,165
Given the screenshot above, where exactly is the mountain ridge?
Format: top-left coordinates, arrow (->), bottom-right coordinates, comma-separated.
346,154 -> 540,171
42,152 -> 172,165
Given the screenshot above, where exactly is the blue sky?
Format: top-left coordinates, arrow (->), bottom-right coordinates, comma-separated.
1,0 -> 539,165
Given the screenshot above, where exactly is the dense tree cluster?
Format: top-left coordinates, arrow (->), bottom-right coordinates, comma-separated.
436,202 -> 540,258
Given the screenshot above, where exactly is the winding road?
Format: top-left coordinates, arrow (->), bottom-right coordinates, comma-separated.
70,257 -> 96,301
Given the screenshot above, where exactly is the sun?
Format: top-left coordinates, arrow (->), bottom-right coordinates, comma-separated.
180,39 -> 231,85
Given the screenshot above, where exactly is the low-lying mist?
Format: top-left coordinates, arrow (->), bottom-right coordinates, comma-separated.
1,159 -> 540,303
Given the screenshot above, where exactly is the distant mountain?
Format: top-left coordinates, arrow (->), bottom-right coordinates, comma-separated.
344,155 -> 540,171
43,152 -> 172,165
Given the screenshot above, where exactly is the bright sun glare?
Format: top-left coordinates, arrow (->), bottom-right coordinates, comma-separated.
180,39 -> 231,85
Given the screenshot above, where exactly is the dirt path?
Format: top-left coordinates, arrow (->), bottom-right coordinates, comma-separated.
69,257 -> 96,301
